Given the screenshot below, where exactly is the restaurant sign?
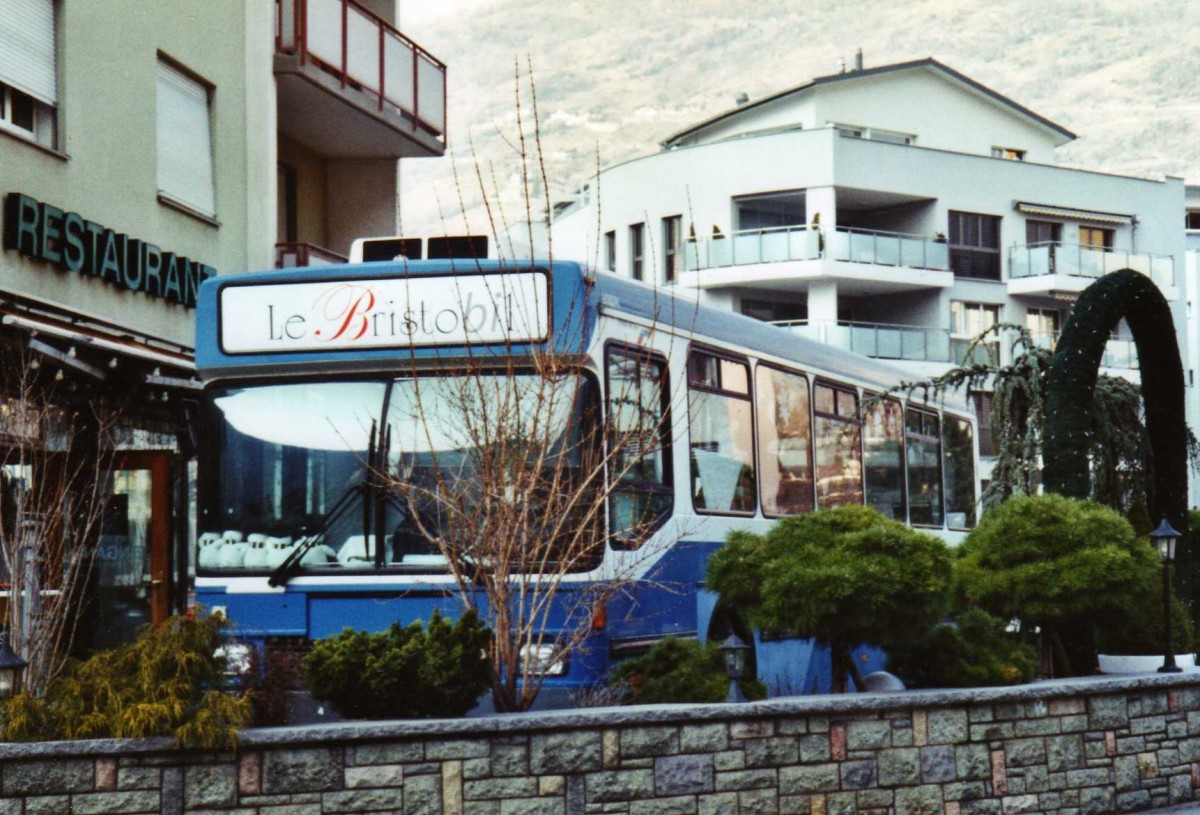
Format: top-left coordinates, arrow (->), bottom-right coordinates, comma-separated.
3,192 -> 215,309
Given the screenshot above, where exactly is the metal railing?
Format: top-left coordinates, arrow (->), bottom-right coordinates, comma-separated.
1008,243 -> 1175,288
275,0 -> 447,137
275,242 -> 348,268
773,319 -> 954,363
827,227 -> 950,271
1029,331 -> 1138,370
684,225 -> 820,270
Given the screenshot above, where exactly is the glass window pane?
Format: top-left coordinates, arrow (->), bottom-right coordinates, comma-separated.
815,385 -> 862,508
607,349 -> 671,543
864,399 -> 904,521
689,389 -> 755,513
943,416 -> 977,529
756,367 -> 813,515
906,409 -> 943,526
814,384 -> 835,415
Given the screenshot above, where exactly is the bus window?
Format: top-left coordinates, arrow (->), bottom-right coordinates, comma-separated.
607,347 -> 672,546
942,415 -> 977,529
906,409 -> 943,526
813,383 -> 863,508
688,350 -> 755,514
863,397 -> 905,521
755,365 -> 813,515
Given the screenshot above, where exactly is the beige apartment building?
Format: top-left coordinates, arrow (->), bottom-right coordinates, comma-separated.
0,0 -> 445,650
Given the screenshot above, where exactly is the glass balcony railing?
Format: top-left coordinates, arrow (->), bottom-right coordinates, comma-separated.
275,0 -> 446,137
1187,231 -> 1200,252
827,227 -> 950,271
1009,243 -> 1175,288
1030,331 -> 1138,370
685,225 -> 820,270
774,320 -> 954,363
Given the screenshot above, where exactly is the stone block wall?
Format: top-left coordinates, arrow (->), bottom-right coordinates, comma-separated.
1,674 -> 1199,814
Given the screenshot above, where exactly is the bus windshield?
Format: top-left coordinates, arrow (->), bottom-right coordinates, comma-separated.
198,372 -> 596,572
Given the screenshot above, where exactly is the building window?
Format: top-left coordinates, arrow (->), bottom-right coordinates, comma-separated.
1187,211 -> 1200,230
1025,220 -> 1061,245
735,190 -> 807,231
832,123 -> 915,145
971,392 -> 996,458
951,301 -> 1001,365
0,0 -> 58,149
948,211 -> 1001,281
1026,307 -> 1060,343
991,146 -> 1025,161
1079,226 -> 1113,251
629,223 -> 644,281
663,216 -> 682,283
740,299 -> 807,324
157,58 -> 216,218
604,231 -> 616,272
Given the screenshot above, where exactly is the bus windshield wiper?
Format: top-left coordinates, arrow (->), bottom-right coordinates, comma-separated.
269,422 -> 377,587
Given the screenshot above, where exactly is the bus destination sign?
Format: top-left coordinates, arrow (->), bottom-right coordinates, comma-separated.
219,272 -> 550,354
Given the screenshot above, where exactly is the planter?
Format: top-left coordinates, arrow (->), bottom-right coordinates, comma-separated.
1097,653 -> 1196,674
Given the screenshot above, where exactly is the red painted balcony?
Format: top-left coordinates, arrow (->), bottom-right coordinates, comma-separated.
275,0 -> 446,159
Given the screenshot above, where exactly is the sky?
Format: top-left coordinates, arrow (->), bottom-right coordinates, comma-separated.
393,0 -> 1200,240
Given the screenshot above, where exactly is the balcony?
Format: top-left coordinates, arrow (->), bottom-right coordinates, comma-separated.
1030,331 -> 1138,370
1187,231 -> 1200,252
274,0 -> 446,159
1008,243 -> 1176,300
775,320 -> 952,363
679,226 -> 953,295
276,242 -> 348,268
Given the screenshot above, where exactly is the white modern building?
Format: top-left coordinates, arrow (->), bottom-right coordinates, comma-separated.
552,58 -> 1190,494
0,0 -> 445,648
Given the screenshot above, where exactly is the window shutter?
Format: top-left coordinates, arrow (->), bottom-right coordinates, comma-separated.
156,60 -> 216,217
0,0 -> 57,105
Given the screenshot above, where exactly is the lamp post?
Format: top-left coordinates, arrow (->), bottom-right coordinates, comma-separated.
1150,516 -> 1183,674
0,628 -> 28,698
719,634 -> 750,703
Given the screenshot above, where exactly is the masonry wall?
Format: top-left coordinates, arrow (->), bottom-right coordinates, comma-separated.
3,674 -> 1200,815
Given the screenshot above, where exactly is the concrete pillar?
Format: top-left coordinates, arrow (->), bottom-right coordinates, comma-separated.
806,186 -> 837,230
808,280 -> 839,325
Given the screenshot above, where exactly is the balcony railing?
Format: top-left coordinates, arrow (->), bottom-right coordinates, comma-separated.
1187,231 -> 1200,252
1009,243 -> 1175,288
276,242 -> 348,268
774,320 -> 952,363
1030,331 -> 1138,370
685,225 -> 820,270
827,227 -> 950,271
276,0 -> 446,137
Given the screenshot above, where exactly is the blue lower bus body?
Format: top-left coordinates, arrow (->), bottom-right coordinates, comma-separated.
194,539 -> 886,714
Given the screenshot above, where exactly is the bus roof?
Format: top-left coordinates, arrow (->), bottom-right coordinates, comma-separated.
196,259 -> 968,413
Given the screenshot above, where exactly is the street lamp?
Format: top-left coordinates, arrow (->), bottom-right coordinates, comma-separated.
719,634 -> 750,703
1150,516 -> 1183,674
0,629 -> 28,698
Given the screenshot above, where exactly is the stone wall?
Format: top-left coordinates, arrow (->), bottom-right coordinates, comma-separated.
3,674 -> 1200,814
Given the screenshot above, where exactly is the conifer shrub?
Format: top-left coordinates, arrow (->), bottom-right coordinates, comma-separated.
1,612 -> 250,748
303,609 -> 491,719
888,609 -> 1037,688
607,637 -> 765,704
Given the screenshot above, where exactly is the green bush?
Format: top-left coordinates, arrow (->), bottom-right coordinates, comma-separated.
889,609 -> 1037,688
303,609 -> 491,719
1097,593 -> 1195,656
956,494 -> 1160,675
608,637 -> 764,704
2,613 -> 250,749
707,505 -> 952,689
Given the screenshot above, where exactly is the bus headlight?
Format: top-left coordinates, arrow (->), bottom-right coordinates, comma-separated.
520,644 -> 567,676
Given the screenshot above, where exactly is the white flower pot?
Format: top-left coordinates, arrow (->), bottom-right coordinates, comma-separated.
1097,653 -> 1196,674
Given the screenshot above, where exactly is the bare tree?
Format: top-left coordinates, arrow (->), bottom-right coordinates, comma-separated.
0,345 -> 115,692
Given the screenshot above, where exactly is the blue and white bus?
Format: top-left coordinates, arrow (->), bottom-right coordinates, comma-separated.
192,259 -> 978,707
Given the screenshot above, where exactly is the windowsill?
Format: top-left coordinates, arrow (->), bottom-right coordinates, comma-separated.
157,193 -> 221,228
0,124 -> 68,161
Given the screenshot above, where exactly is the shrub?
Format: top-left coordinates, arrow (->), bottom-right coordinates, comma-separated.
303,609 -> 491,719
707,505 -> 952,690
956,493 -> 1160,675
888,609 -> 1037,688
1097,593 -> 1195,656
607,637 -> 765,705
2,612 -> 250,749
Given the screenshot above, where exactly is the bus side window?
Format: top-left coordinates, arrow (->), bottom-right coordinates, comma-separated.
942,415 -> 977,529
813,383 -> 863,508
756,365 -> 813,515
687,350 -> 756,515
863,396 -> 905,521
606,346 -> 672,547
906,408 -> 943,527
